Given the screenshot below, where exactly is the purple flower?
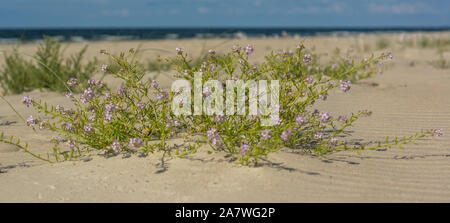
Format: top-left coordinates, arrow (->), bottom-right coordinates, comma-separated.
314,133 -> 323,140
84,124 -> 93,134
245,44 -> 254,55
22,95 -> 33,107
207,128 -> 223,147
156,90 -> 168,100
303,54 -> 312,64
200,62 -> 207,72
388,52 -> 393,59
67,78 -> 78,87
320,112 -> 331,122
104,92 -> 111,101
105,103 -> 119,112
88,79 -> 104,88
305,76 -> 314,84
39,121 -> 48,130
270,114 -> 282,126
211,137 -> 223,147
117,86 -> 127,96
203,87 -> 212,98
104,112 -> 113,123
240,144 -> 251,155
281,129 -> 293,142
210,63 -> 217,72
208,49 -> 216,56
26,115 -> 37,127
340,80 -> 351,92
66,139 -> 77,149
176,47 -> 184,55
81,88 -> 95,103
128,138 -> 143,150
56,105 -> 64,113
207,128 -> 218,138
111,140 -> 122,152
318,93 -> 328,101
296,115 -> 306,125
330,137 -> 339,146
433,129 -> 443,137
260,129 -> 271,140
62,123 -> 75,132
88,115 -> 96,122
338,116 -> 348,125
215,112 -> 225,123
150,80 -> 159,88
386,52 -> 393,59
101,64 -> 108,72
172,120 -> 181,127
137,101 -> 146,109
65,92 -> 73,98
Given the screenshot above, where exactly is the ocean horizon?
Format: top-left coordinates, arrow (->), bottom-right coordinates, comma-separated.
0,26 -> 449,44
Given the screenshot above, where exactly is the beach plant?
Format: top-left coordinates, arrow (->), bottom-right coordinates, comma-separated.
376,37 -> 390,50
400,35 -> 450,50
320,48 -> 379,83
0,44 -> 443,165
0,36 -> 98,94
8,48 -> 199,163
429,52 -> 449,69
166,44 -> 439,164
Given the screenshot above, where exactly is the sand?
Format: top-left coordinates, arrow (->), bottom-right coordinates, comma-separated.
0,33 -> 449,202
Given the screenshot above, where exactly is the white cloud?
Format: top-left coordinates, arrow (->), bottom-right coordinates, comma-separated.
101,9 -> 129,17
368,1 -> 435,14
286,3 -> 345,14
197,7 -> 209,14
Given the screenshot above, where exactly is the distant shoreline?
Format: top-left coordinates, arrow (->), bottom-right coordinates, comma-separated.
0,27 -> 449,45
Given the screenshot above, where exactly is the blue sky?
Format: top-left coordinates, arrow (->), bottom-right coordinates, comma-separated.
0,0 -> 449,28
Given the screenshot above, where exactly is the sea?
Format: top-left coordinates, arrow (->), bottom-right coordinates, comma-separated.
0,27 -> 449,44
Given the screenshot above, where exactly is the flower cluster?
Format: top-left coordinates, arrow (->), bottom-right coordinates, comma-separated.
12,44 -> 441,166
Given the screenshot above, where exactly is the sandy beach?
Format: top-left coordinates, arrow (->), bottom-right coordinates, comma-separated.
1,33 -> 449,202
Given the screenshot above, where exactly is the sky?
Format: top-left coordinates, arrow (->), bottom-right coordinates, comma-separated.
0,0 -> 449,28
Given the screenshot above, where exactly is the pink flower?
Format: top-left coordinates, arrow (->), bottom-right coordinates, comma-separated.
176,47 -> 184,55
260,130 -> 271,140
296,115 -> 306,125
281,129 -> 293,142
320,112 -> 331,122
26,115 -> 37,127
84,124 -> 93,134
245,44 -> 254,55
156,90 -> 168,100
340,80 -> 351,92
433,129 -> 443,137
111,140 -> 122,152
81,88 -> 95,103
22,95 -> 33,107
303,54 -> 312,64
67,139 -> 77,149
101,64 -> 108,72
240,144 -> 251,155
128,138 -> 143,150
67,78 -> 78,87
215,112 -> 225,123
